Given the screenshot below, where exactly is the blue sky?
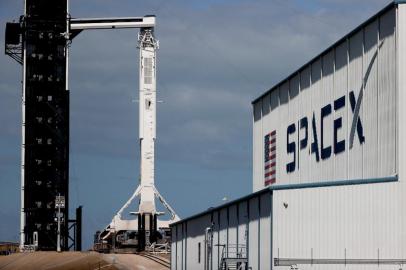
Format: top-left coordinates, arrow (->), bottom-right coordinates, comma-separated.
0,0 -> 390,249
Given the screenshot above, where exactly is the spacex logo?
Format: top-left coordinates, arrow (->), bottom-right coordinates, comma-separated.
262,41 -> 380,176
283,41 -> 380,174
285,90 -> 365,174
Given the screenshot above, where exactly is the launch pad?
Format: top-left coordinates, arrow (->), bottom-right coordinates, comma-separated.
71,15 -> 180,252
5,0 -> 178,251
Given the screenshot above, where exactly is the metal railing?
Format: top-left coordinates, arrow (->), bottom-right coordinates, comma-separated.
146,242 -> 171,254
275,258 -> 406,267
20,245 -> 37,253
219,244 -> 247,270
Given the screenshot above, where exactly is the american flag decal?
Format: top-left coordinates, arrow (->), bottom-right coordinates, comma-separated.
264,130 -> 276,186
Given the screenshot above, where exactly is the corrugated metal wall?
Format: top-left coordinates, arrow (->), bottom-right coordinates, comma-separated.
397,2 -> 406,259
253,6 -> 397,191
170,191 -> 272,270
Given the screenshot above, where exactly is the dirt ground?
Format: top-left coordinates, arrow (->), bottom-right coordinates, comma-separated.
103,254 -> 168,270
0,252 -> 169,270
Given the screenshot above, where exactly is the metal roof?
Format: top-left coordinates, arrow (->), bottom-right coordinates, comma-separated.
252,0 -> 404,105
170,187 -> 272,227
170,175 -> 397,226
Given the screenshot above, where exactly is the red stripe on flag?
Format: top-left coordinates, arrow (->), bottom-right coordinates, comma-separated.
265,162 -> 276,169
265,179 -> 276,186
265,171 -> 276,177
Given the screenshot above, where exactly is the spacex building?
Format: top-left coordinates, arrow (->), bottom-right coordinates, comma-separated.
171,1 -> 406,270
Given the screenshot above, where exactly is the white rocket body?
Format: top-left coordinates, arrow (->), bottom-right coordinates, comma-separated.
102,26 -> 179,237
138,30 -> 157,214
